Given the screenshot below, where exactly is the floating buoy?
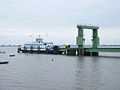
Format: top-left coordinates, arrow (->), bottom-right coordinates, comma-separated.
52,59 -> 54,61
0,51 -> 6,54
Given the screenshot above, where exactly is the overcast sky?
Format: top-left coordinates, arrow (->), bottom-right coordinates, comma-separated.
0,0 -> 120,45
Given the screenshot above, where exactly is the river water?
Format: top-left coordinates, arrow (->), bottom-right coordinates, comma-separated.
0,47 -> 120,90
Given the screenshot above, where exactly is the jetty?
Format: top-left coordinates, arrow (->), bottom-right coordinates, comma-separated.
18,24 -> 120,56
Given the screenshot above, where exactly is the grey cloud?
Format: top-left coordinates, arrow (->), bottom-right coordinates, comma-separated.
0,0 -> 120,28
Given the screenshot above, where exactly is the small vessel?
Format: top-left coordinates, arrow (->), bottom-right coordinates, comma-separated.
0,61 -> 9,64
21,36 -> 54,52
9,54 -> 15,57
0,51 -> 6,54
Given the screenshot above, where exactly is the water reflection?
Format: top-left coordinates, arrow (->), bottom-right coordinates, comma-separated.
90,57 -> 104,90
75,56 -> 104,90
0,47 -> 120,90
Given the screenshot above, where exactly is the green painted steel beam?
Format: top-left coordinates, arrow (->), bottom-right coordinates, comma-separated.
85,48 -> 120,52
59,47 -> 120,53
76,27 -> 84,47
77,24 -> 99,29
92,29 -> 99,48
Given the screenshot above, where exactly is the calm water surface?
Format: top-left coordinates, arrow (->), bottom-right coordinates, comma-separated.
0,47 -> 120,90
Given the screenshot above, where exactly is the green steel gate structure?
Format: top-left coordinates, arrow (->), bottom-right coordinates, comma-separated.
59,24 -> 120,56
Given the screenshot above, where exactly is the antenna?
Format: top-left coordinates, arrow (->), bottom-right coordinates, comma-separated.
29,35 -> 35,42
38,35 -> 41,37
45,32 -> 48,42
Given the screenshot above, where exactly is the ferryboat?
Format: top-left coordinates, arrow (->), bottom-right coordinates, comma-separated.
20,36 -> 54,53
